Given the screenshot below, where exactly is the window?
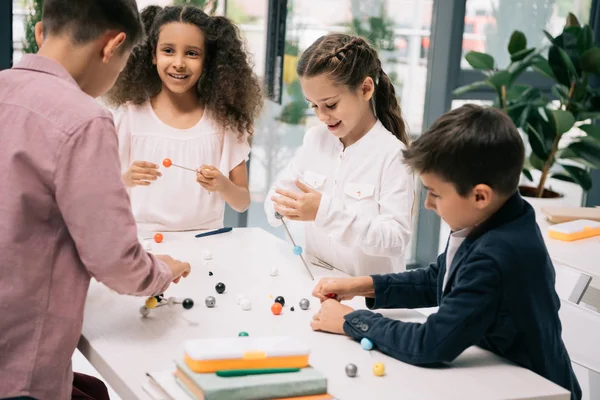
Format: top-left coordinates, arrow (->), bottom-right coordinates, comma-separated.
462,0 -> 592,69
12,0 -> 25,64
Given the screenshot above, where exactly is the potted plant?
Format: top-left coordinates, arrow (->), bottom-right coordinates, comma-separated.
454,13 -> 600,201
23,0 -> 43,54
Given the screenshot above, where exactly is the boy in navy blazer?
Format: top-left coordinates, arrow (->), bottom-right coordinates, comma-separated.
310,104 -> 581,400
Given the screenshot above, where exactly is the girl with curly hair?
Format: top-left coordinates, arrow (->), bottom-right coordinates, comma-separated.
264,34 -> 414,276
105,5 -> 262,232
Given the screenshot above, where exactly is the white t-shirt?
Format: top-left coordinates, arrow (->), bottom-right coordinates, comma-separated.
114,101 -> 250,232
264,121 -> 415,276
442,228 -> 472,291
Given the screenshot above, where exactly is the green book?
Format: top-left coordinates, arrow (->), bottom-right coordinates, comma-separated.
175,360 -> 327,400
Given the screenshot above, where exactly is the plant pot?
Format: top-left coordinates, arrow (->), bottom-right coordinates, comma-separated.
519,185 -> 566,221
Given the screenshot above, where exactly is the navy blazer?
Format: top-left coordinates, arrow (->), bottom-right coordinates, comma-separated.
344,193 -> 581,400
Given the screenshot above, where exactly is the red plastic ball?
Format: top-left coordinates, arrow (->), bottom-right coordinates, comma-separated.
271,302 -> 283,315
154,233 -> 164,243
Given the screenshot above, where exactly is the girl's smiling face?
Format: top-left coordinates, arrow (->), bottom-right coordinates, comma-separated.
300,73 -> 375,146
153,22 -> 206,95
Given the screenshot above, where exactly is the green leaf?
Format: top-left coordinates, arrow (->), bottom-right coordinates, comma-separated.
510,48 -> 536,63
531,56 -> 556,80
549,109 -> 576,135
552,173 -> 576,184
563,139 -> 600,169
579,124 -> 600,140
566,13 -> 581,28
452,80 -> 493,96
508,47 -> 545,78
558,164 -> 592,191
580,48 -> 600,74
558,45 -> 579,78
552,84 -> 570,102
576,111 -> 600,121
465,52 -> 495,70
544,30 -> 556,44
508,31 -> 527,55
526,122 -> 549,159
505,84 -> 532,101
522,168 -> 534,182
577,25 -> 594,55
529,151 -> 546,170
488,70 -> 511,93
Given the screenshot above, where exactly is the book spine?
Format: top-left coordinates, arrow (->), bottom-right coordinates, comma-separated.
205,378 -> 328,400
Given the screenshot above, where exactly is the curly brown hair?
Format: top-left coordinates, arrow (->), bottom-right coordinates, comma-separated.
104,5 -> 263,140
297,34 -> 408,145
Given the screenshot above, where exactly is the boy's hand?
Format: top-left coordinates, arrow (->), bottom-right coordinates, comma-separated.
123,161 -> 161,187
155,254 -> 191,283
312,276 -> 375,302
271,180 -> 321,221
310,299 -> 354,334
196,165 -> 228,193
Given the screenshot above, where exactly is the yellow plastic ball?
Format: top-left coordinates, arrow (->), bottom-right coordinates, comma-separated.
145,297 -> 158,309
373,362 -> 385,377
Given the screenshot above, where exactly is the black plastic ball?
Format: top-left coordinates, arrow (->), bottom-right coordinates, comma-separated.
274,296 -> 285,306
182,298 -> 194,309
215,282 -> 226,294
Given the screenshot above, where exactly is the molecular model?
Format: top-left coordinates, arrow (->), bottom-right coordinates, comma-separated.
140,293 -> 194,317
274,212 -> 314,280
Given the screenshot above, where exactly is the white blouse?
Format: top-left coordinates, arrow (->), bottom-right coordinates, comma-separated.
264,120 -> 415,276
114,101 -> 250,232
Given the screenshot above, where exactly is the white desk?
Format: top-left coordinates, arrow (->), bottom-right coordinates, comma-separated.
534,211 -> 600,279
80,228 -> 569,400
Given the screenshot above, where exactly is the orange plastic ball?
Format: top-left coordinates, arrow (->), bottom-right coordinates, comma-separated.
271,302 -> 283,315
162,158 -> 172,168
154,233 -> 164,243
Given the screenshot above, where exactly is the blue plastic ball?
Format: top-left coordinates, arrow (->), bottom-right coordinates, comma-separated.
293,245 -> 303,256
361,338 -> 374,351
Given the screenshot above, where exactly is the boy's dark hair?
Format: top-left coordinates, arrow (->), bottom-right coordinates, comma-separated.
105,5 -> 263,140
42,0 -> 143,49
403,104 -> 525,197
297,34 -> 408,145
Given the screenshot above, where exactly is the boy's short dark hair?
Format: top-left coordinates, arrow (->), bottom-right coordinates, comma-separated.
403,104 -> 525,196
43,0 -> 143,48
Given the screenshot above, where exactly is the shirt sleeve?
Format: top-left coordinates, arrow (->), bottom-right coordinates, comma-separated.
365,255 -> 442,310
263,130 -> 312,227
314,149 -> 415,257
343,252 -> 501,366
219,131 -> 251,176
112,105 -> 131,175
54,115 -> 172,296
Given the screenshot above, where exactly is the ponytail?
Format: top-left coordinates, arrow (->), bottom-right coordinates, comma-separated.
140,5 -> 161,36
375,69 -> 409,145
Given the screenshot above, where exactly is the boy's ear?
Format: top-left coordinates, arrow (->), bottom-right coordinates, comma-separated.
472,184 -> 493,209
361,76 -> 375,101
34,22 -> 44,48
102,32 -> 127,64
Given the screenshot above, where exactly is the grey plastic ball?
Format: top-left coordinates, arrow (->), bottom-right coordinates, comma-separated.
345,363 -> 358,377
299,298 -> 310,310
205,296 -> 216,308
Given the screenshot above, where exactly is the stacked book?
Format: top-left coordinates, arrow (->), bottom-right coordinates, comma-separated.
146,336 -> 331,400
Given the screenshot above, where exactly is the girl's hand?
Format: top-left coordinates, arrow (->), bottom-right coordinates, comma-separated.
123,161 -> 162,187
312,276 -> 375,302
196,165 -> 228,193
271,180 -> 322,221
310,299 -> 354,334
